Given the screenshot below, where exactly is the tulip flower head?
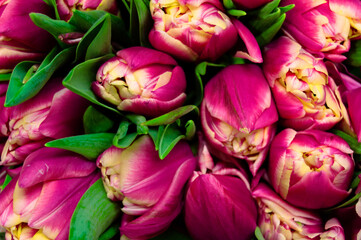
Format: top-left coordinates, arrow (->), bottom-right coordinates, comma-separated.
253,183 -> 325,239
281,0 -> 352,62
0,0 -> 55,72
269,129 -> 354,209
93,47 -> 187,117
201,64 -> 278,175
149,0 -> 239,62
97,135 -> 196,239
0,148 -> 99,240
185,140 -> 257,240
0,79 -> 88,166
264,36 -> 345,131
56,0 -> 119,21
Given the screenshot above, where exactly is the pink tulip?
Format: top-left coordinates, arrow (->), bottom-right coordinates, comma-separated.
319,218 -> 345,240
0,147 -> 99,240
185,137 -> 257,240
281,0 -> 351,62
96,135 -> 196,239
0,78 -> 89,166
268,128 -> 354,209
201,64 -> 278,175
92,47 -> 187,117
0,0 -> 55,71
263,36 -> 345,131
149,0 -> 262,62
253,182 -> 324,239
56,0 -> 119,21
328,0 -> 361,40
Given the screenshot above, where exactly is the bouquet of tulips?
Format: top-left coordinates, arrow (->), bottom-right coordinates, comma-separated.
0,0 -> 361,239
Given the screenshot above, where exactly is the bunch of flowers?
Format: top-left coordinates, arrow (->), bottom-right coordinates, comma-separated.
0,0 -> 361,239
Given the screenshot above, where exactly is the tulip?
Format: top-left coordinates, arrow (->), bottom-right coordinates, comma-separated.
92,47 -> 187,117
149,0 -> 262,62
268,128 -> 354,209
0,147 -> 99,240
56,0 -> 119,21
253,182 -> 324,239
0,82 -> 9,152
185,137 -> 257,240
319,218 -> 345,240
0,78 -> 89,166
263,36 -> 345,131
96,135 -> 196,239
281,0 -> 351,62
201,64 -> 278,175
328,0 -> 361,40
0,0 -> 55,72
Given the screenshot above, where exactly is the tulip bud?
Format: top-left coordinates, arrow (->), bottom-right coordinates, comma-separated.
0,148 -> 99,240
96,135 -> 196,239
56,0 -> 119,21
281,0 -> 351,62
263,36 -> 345,131
149,0 -> 239,62
0,0 -> 55,71
269,128 -> 354,209
0,78 -> 89,166
92,47 -> 187,117
253,183 -> 324,239
201,64 -> 278,175
185,152 -> 257,240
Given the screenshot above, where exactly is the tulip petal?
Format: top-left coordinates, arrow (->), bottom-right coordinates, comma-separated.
347,88 -> 361,142
18,148 -> 97,188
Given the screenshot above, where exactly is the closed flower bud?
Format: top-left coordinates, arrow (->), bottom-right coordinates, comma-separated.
92,47 -> 187,117
268,128 -> 354,209
96,135 -> 196,239
201,64 -> 278,175
263,36 -> 345,131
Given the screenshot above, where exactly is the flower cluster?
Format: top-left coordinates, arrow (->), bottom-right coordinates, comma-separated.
0,0 -> 361,239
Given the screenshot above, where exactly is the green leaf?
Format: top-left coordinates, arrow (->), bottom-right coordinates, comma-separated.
113,132 -> 138,148
75,14 -> 113,62
99,220 -> 120,240
331,129 -> 361,154
256,13 -> 286,47
350,172 -> 361,189
42,0 -> 60,19
0,174 -> 12,191
142,105 -> 199,126
259,0 -> 280,16
227,9 -> 247,18
0,232 -> 5,240
126,114 -> 148,134
158,124 -> 185,159
129,0 -> 152,46
185,120 -> 196,140
254,227 -> 265,240
62,54 -> 118,113
45,133 -> 114,160
0,73 -> 11,81
83,106 -> 115,134
30,13 -> 79,43
69,179 -> 121,240
223,0 -> 236,9
5,46 -> 75,107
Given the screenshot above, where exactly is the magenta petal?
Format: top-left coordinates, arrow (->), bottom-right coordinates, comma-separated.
13,182 -> 42,221
39,88 -> 88,139
117,46 -> 178,69
347,88 -> 361,142
286,171 -> 350,209
232,19 -> 262,63
28,171 -> 99,239
185,174 -> 257,240
0,176 -> 18,215
18,148 -> 97,188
